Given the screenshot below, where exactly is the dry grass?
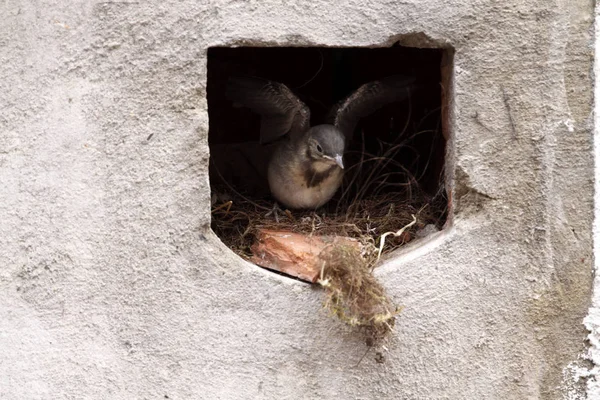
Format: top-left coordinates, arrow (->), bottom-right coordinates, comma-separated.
317,244 -> 400,345
210,183 -> 445,260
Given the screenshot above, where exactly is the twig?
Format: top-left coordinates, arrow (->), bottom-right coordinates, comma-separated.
318,260 -> 329,287
211,200 -> 233,215
376,214 -> 417,262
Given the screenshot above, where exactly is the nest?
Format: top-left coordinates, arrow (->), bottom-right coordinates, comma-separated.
210,129 -> 447,345
211,190 -> 442,258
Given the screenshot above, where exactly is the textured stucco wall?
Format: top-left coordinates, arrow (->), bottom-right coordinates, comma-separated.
0,1 -> 595,399
585,3 -> 600,398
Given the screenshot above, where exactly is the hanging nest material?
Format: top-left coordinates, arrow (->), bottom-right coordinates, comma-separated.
317,243 -> 400,344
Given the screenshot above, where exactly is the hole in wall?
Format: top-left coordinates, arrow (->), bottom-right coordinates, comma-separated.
207,45 -> 450,280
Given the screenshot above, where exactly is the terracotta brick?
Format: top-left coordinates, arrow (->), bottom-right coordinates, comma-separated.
250,229 -> 361,283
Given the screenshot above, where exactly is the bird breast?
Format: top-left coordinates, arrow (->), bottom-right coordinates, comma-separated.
267,146 -> 343,210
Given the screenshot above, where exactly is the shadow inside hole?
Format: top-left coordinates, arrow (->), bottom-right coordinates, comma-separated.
207,45 -> 449,256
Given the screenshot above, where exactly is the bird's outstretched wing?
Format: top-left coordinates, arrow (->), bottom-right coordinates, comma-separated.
226,77 -> 311,144
330,75 -> 415,139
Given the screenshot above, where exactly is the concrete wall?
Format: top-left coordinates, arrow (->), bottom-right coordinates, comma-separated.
0,0 -> 595,399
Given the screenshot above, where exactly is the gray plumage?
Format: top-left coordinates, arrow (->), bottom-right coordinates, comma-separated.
226,75 -> 414,209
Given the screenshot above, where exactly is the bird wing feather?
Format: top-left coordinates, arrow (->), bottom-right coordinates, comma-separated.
226,77 -> 311,144
331,75 -> 415,139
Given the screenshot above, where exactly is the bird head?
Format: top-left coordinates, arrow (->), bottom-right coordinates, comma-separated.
306,125 -> 345,170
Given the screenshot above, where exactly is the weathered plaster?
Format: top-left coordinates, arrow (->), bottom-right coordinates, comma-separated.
0,1 -> 594,399
584,1 -> 600,398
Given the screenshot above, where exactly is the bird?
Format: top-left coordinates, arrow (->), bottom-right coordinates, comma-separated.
225,75 -> 414,210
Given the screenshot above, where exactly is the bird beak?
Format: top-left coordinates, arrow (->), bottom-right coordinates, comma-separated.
334,154 -> 344,169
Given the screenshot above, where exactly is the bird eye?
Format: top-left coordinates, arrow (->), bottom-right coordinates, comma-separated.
316,144 -> 323,153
